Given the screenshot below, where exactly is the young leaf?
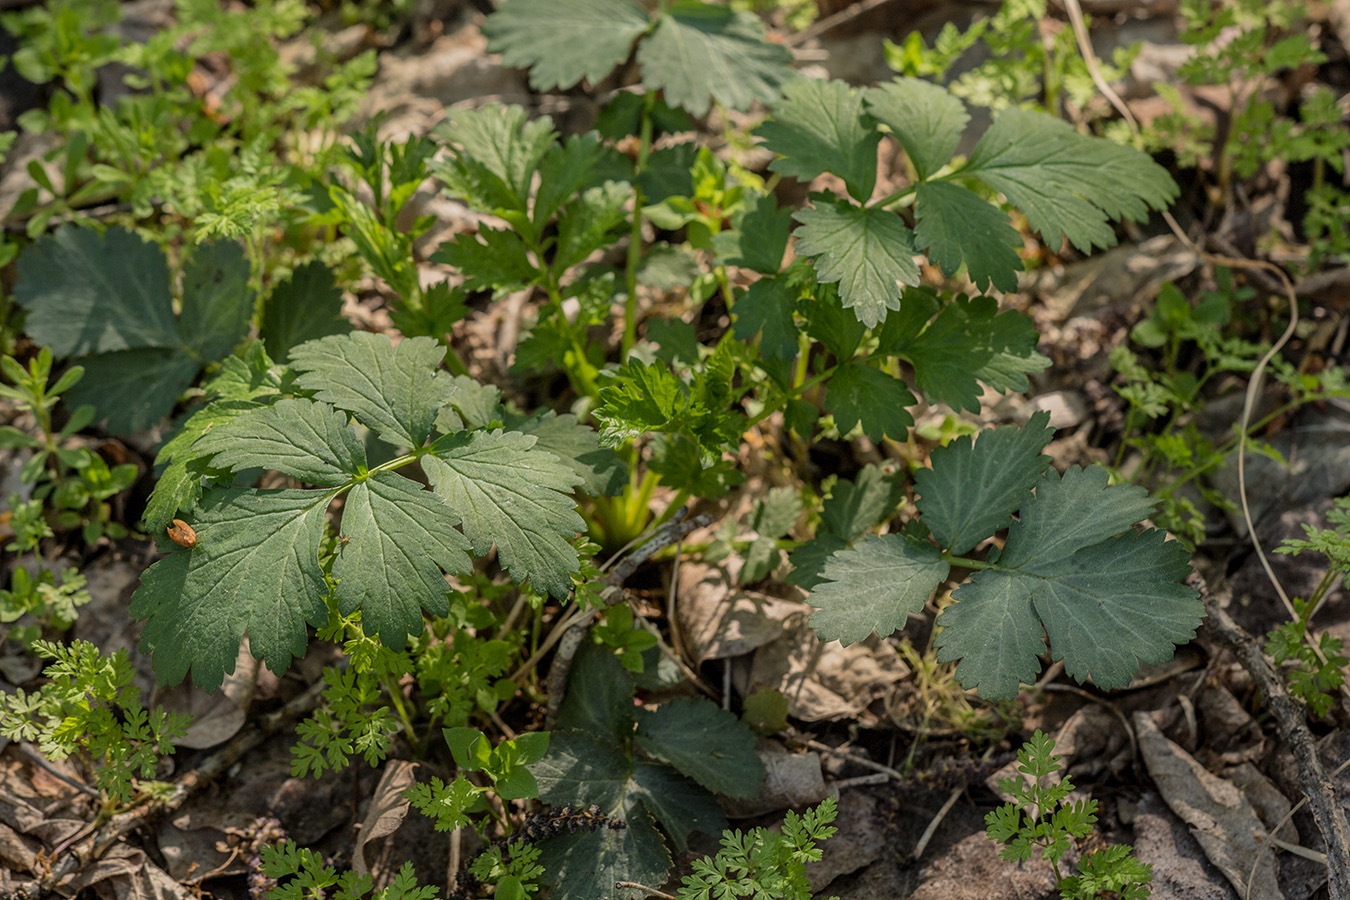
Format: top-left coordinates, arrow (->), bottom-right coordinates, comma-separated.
755,77 -> 880,203
793,199 -> 919,328
637,3 -> 794,117
263,261 -> 353,363
864,77 -> 968,181
553,181 -> 630,272
958,108 -> 1179,254
483,0 -> 650,93
433,105 -> 558,218
433,226 -> 538,295
535,132 -> 628,230
824,362 -> 916,441
634,696 -> 766,798
807,534 -> 949,644
423,430 -> 585,599
915,411 -> 1054,556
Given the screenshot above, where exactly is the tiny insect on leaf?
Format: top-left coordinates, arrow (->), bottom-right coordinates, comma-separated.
167,519 -> 197,549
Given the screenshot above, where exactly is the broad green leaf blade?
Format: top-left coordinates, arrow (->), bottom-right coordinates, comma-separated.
553,180 -> 630,272
999,465 -> 1156,570
914,181 -> 1023,292
629,761 -> 726,853
424,430 -> 585,598
289,332 -> 453,449
808,534 -> 949,644
263,261 -> 353,363
144,400 -> 261,532
864,77 -> 968,181
15,225 -> 178,356
192,398 -> 366,486
634,696 -> 765,798
824,362 -> 916,441
510,410 -> 627,497
65,348 -> 200,434
960,109 -> 1179,254
821,462 -> 907,542
534,132 -> 627,228
786,532 -> 847,591
915,412 -> 1054,556
712,193 -> 794,275
334,471 -> 470,649
932,569 -> 1045,699
534,730 -> 631,808
555,643 -> 636,740
433,226 -> 539,295
434,105 -> 558,215
483,0 -> 649,93
180,239 -> 254,361
638,3 -> 794,117
731,277 -> 799,360
794,199 -> 919,328
129,487 -> 331,691
755,78 -> 880,202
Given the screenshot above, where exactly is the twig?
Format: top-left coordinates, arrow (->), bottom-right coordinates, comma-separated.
787,0 -> 900,47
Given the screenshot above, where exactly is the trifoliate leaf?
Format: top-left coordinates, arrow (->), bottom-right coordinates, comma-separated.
638,3 -> 794,117
263,261 -> 352,363
635,697 -> 765,798
731,277 -> 799,360
935,466 -> 1199,697
180,240 -> 254,361
808,534 -> 949,644
864,77 -> 967,181
433,226 -> 539,295
553,180 -> 630,272
289,332 -> 454,449
712,193 -> 794,274
824,362 -> 916,441
434,105 -> 557,217
15,225 -> 177,355
423,430 -> 584,598
192,398 -> 366,487
959,109 -> 1179,254
333,471 -> 470,649
755,78 -> 880,202
483,0 -> 650,93
64,349 -> 200,434
794,199 -> 919,328
915,412 -> 1054,556
914,181 -> 1023,292
511,410 -> 627,497
130,487 -> 331,691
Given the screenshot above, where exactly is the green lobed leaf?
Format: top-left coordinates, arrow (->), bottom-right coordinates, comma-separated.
712,193 -> 794,275
635,696 -> 765,798
553,180 -> 630,272
433,105 -> 558,215
913,181 -> 1023,292
915,411 -> 1054,556
555,643 -> 637,740
64,349 -> 200,435
731,277 -> 798,360
807,534 -> 950,644
864,77 -> 968,181
15,225 -> 178,356
433,226 -> 539,295
534,132 -> 628,230
180,240 -> 254,362
129,487 -> 332,691
638,3 -> 794,117
333,471 -> 470,649
824,362 -> 916,441
289,332 -> 454,449
144,399 -> 262,532
755,77 -> 880,202
794,199 -> 919,328
510,410 -> 628,497
263,261 -> 353,363
191,398 -> 366,487
483,0 -> 650,94
423,429 -> 584,599
593,359 -> 688,446
629,761 -> 726,853
822,462 -> 907,542
959,109 -> 1179,254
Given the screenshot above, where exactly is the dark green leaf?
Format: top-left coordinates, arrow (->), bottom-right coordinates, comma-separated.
731,277 -> 798,360
553,181 -> 630,272
263,261 -> 352,363
794,199 -> 919,328
433,226 -> 539,294
629,762 -> 725,853
824,363 -> 916,441
511,410 -> 627,497
555,643 -> 636,739
821,462 -> 907,542
864,77 -> 967,181
914,181 -> 1023,292
808,534 -> 950,644
192,398 -> 366,486
64,349 -> 199,434
180,240 -> 254,361
756,77 -> 879,202
712,193 -> 793,274
635,696 -> 765,797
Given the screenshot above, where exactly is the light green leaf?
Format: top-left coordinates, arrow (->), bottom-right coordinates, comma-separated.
424,430 -> 584,599
959,108 -> 1179,253
914,181 -> 1023,292
129,487 -> 331,691
638,2 -> 794,117
553,180 -> 630,272
794,199 -> 919,328
635,696 -> 765,798
915,412 -> 1054,556
483,0 -> 650,93
263,261 -> 352,363
864,77 -> 968,181
755,78 -> 879,202
180,240 -> 254,361
593,359 -> 688,446
192,398 -> 366,487
433,226 -> 539,294
808,534 -> 949,644
289,332 -> 454,449
824,362 -> 916,441
334,471 -> 470,649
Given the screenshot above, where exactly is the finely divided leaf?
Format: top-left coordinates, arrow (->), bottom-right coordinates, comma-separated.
794,199 -> 919,328
864,77 -> 968,181
263,261 -> 352,363
638,3 -> 794,117
334,471 -> 470,649
914,181 -> 1023,292
634,696 -> 765,798
916,412 -> 1054,556
289,332 -> 453,449
424,430 -> 584,598
755,78 -> 880,202
824,362 -> 915,441
192,398 -> 366,487
960,109 -> 1179,254
808,534 -> 949,644
483,0 -> 650,93
130,487 -> 332,691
